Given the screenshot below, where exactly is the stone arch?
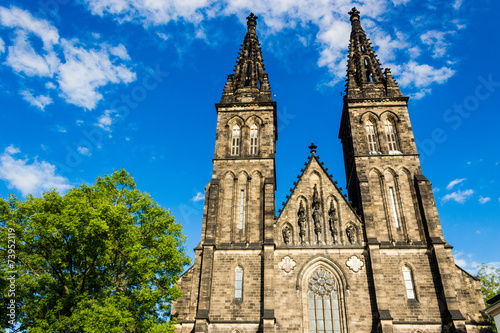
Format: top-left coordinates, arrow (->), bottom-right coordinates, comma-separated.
359,110 -> 380,123
221,171 -> 236,243
398,167 -> 424,242
381,114 -> 401,154
399,261 -> 418,301
227,115 -> 245,128
249,171 -> 262,242
245,115 -> 263,127
297,256 -> 349,333
380,110 -> 401,123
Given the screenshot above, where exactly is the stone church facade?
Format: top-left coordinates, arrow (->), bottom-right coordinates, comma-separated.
171,9 -> 491,333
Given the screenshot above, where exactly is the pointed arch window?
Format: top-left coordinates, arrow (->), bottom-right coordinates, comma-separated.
250,124 -> 258,155
308,268 -> 342,333
385,118 -> 400,154
365,119 -> 379,154
231,125 -> 241,156
402,266 -> 416,300
235,266 -> 243,299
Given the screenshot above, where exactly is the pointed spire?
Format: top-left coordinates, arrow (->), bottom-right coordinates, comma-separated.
220,13 -> 273,104
345,7 -> 403,99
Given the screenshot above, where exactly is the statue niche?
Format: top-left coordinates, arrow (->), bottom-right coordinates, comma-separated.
346,224 -> 356,245
328,199 -> 339,244
282,224 -> 292,245
311,184 -> 323,244
297,201 -> 307,244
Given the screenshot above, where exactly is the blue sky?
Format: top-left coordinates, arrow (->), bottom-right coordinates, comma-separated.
0,0 -> 498,274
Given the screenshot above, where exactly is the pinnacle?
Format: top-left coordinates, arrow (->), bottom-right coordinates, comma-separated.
219,12 -> 273,103
345,7 -> 403,98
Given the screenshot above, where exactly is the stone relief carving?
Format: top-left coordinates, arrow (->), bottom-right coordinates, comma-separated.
346,255 -> 364,273
278,256 -> 297,274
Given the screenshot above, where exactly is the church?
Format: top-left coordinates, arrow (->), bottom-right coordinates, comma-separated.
171,8 -> 491,333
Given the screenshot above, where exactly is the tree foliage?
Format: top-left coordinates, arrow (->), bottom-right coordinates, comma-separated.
478,264 -> 500,333
0,169 -> 190,332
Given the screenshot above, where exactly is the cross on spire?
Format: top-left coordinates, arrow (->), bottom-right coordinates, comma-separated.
309,142 -> 317,155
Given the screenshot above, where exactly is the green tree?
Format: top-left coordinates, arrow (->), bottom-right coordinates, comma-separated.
478,264 -> 500,333
0,169 -> 190,332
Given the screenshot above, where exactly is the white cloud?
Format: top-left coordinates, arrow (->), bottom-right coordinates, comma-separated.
95,109 -> 118,131
77,146 -> 91,156
20,90 -> 53,110
40,144 -> 48,151
0,6 -> 60,77
479,196 -> 491,204
392,0 -> 411,4
0,37 -> 4,53
157,32 -> 169,41
57,39 -> 136,110
0,6 -> 59,47
442,189 -> 474,204
0,145 -> 71,196
396,61 -> 455,88
411,88 -> 432,100
76,119 -> 84,126
408,46 -> 421,59
446,178 -> 466,190
453,0 -> 463,10
421,30 -> 454,58
5,31 -> 58,77
433,187 -> 440,193
45,82 -> 56,89
191,191 -> 205,202
80,0 -> 457,93
453,251 -> 500,275
108,43 -> 130,60
56,125 -> 67,133
0,5 -> 136,110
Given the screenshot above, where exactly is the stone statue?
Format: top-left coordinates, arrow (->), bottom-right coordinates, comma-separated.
312,184 -> 322,242
328,199 -> 338,244
297,201 -> 307,244
282,224 -> 291,245
346,225 -> 356,244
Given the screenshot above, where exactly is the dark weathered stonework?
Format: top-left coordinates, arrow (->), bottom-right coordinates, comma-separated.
171,9 -> 491,333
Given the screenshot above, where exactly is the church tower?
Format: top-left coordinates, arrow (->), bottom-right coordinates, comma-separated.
338,8 -> 488,332
171,13 -> 278,332
171,9 -> 491,333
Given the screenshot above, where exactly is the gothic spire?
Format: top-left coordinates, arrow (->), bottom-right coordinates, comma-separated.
220,13 -> 273,104
345,8 -> 403,98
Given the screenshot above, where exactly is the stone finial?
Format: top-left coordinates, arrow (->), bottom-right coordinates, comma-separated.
246,12 -> 258,34
348,7 -> 360,21
309,142 -> 317,155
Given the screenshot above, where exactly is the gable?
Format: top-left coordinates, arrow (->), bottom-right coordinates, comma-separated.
276,154 -> 362,246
